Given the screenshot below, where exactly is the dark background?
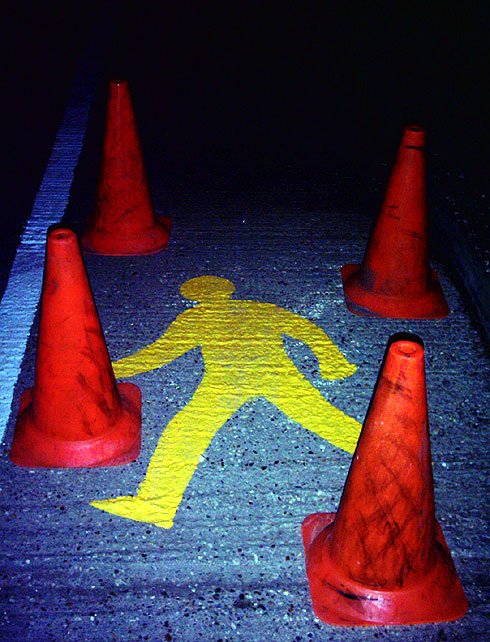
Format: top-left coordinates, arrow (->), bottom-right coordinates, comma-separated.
107,3 -> 489,186
1,1 -> 489,292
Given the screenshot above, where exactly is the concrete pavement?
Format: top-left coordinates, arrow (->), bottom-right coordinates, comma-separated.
2,171 -> 490,641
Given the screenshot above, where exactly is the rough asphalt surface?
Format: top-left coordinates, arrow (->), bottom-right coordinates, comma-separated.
1,5 -> 489,642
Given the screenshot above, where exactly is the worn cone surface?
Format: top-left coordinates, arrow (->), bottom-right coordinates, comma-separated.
341,126 -> 449,318
302,340 -> 467,626
81,80 -> 171,255
10,229 -> 142,467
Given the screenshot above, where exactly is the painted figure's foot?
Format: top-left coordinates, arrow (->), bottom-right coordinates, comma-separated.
90,495 -> 174,529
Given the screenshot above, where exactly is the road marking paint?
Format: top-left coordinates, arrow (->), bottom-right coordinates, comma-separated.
91,276 -> 361,529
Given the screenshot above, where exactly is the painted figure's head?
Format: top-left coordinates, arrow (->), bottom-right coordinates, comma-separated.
180,276 -> 235,303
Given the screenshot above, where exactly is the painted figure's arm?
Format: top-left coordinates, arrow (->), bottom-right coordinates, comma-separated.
112,311 -> 199,378
281,311 -> 356,379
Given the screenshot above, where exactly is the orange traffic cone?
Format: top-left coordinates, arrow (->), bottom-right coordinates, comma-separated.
10,229 -> 142,467
302,339 -> 467,626
341,126 -> 449,318
81,80 -> 171,255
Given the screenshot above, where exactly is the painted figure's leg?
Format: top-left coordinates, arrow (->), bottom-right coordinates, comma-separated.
271,375 -> 362,454
91,385 -> 246,528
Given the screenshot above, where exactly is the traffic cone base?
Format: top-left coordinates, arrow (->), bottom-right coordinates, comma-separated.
10,383 -> 141,468
341,263 -> 450,318
82,214 -> 171,256
302,512 -> 468,626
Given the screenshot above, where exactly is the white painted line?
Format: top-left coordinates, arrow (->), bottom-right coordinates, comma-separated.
0,39 -> 101,444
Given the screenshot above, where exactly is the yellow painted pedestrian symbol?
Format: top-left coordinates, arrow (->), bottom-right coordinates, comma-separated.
91,276 -> 361,528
